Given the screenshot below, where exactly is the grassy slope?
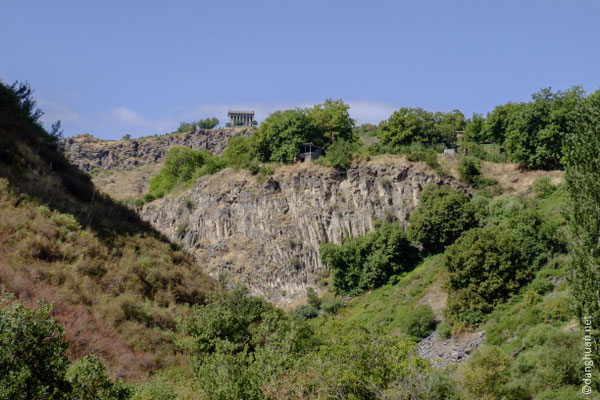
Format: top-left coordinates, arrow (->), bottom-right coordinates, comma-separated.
0,84 -> 214,380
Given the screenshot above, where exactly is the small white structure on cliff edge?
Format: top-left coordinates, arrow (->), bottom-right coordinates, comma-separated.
227,110 -> 254,127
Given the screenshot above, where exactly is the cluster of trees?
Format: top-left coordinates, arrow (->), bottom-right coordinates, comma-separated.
464,86 -> 589,169
176,117 -> 220,132
378,108 -> 465,149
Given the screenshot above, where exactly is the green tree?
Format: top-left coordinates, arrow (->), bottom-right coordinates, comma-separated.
457,156 -> 481,185
503,86 -> 585,169
479,102 -> 523,144
255,109 -> 316,163
308,98 -> 356,145
407,185 -> 476,253
463,113 -> 485,142
222,136 -> 258,168
378,108 -> 464,149
176,121 -> 196,133
196,117 -> 219,129
67,355 -> 131,400
320,223 -> 419,295
444,226 -> 531,324
0,292 -> 70,400
564,88 -> 600,364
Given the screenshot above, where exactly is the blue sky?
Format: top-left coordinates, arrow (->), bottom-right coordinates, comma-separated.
2,0 -> 599,140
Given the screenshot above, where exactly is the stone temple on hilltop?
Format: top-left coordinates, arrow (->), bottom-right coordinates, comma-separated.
227,110 -> 255,126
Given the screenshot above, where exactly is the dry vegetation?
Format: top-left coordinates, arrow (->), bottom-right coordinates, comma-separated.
0,87 -> 214,380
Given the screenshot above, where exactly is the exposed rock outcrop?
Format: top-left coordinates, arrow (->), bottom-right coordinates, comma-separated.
138,158 -> 466,305
61,128 -> 253,172
417,330 -> 486,369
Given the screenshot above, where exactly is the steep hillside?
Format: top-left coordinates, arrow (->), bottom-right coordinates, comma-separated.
138,157 -> 466,305
62,127 -> 253,172
0,83 -> 214,380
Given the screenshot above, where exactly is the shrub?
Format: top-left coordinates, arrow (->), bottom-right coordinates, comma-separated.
320,222 -> 419,295
457,156 -> 481,185
407,185 -> 476,253
292,305 -> 319,320
532,176 -> 556,198
455,345 -> 511,400
306,287 -> 321,310
222,136 -> 258,168
402,304 -> 436,340
321,298 -> 344,314
67,355 -> 131,400
0,292 -> 71,399
436,321 -> 452,339
147,147 -> 224,199
179,286 -> 315,400
323,138 -> 357,169
444,226 -> 531,324
122,134 -> 131,141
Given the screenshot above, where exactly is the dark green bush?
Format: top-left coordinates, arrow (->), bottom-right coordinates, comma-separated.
221,136 -> 258,168
402,304 -> 436,339
457,156 -> 481,185
306,287 -> 321,310
0,293 -> 71,399
323,138 -> 357,169
321,298 -> 344,314
444,226 -> 532,324
320,223 -> 419,295
292,304 -> 319,320
407,185 -> 476,253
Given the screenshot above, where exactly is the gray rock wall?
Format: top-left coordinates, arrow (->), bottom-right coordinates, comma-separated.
61,128 -> 253,172
138,159 -> 465,305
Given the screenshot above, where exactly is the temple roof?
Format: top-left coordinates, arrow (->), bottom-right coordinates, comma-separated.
227,110 -> 255,115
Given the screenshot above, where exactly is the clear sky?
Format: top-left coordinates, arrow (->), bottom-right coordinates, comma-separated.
2,0 -> 599,140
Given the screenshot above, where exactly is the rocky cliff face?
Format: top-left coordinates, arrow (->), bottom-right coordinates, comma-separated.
138,158 -> 465,305
61,128 -> 253,172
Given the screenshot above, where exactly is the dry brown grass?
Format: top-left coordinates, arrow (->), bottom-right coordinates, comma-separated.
92,163 -> 163,201
438,154 -> 563,195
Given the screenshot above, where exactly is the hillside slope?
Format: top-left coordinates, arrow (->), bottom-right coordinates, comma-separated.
0,83 -> 214,379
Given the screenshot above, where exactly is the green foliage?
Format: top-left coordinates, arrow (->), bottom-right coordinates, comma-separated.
532,176 -> 556,198
307,98 -> 356,145
255,109 -> 315,163
196,117 -> 219,129
179,286 -> 315,400
457,156 -> 481,184
306,287 -> 322,310
176,117 -> 219,132
122,134 -> 131,141
401,304 -> 436,340
221,136 -> 258,168
323,138 -> 358,169
292,304 -> 319,321
463,113 -> 485,142
459,141 -> 508,163
455,345 -> 512,400
444,226 -> 531,324
404,142 -> 442,172
254,99 -> 356,163
306,328 -> 427,399
564,89 -> 600,357
67,355 -> 131,400
436,321 -> 452,339
503,87 -> 585,169
0,292 -> 70,400
320,222 -> 419,295
321,298 -> 344,314
147,146 -> 224,199
407,185 -> 476,253
479,102 -> 524,144
378,108 -> 464,149
353,123 -> 379,137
